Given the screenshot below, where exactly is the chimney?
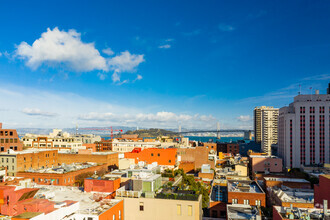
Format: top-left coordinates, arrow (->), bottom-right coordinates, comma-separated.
324,200 -> 328,216
316,90 -> 319,95
0,123 -> 2,129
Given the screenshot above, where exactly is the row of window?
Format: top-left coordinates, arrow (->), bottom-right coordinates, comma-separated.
0,131 -> 14,136
0,138 -> 18,144
0,146 -> 18,151
232,199 -> 261,206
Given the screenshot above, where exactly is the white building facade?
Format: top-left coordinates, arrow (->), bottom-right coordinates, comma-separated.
278,90 -> 330,168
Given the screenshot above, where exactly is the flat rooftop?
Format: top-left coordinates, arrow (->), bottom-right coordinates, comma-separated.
35,185 -> 122,216
274,206 -> 330,220
22,162 -> 100,174
264,177 -> 309,183
12,212 -> 43,219
228,180 -> 264,193
227,204 -> 261,220
0,149 -> 57,155
271,186 -> 314,204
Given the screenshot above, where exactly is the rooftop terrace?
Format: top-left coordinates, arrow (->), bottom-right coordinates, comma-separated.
228,180 -> 264,193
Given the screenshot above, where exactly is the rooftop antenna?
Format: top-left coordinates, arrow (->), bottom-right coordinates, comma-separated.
298,84 -> 301,95
76,124 -> 78,135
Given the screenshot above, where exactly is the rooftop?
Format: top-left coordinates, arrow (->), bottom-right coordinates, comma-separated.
228,180 -> 264,194
264,177 -> 309,183
274,206 -> 330,220
12,212 -> 43,219
35,185 -> 122,216
21,162 -> 100,174
271,186 -> 314,204
227,204 -> 261,220
0,149 -> 57,155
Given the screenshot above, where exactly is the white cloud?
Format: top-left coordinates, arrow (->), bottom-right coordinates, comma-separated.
14,27 -> 145,83
22,108 -> 58,117
0,52 -> 2,57
79,111 -> 216,128
236,115 -> 251,122
218,24 -> 235,32
136,74 -> 143,80
158,44 -> 171,49
165,39 -> 174,42
107,51 -> 145,83
0,84 -> 217,129
15,27 -> 108,72
102,48 -> 114,56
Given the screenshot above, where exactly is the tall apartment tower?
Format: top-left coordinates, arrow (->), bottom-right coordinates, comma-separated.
278,87 -> 330,169
254,106 -> 279,155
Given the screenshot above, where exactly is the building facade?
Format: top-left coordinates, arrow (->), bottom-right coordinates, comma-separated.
254,106 -> 279,155
0,149 -> 58,176
0,123 -> 23,152
278,89 -> 330,168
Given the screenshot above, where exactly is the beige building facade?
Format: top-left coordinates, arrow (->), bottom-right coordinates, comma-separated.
254,106 -> 279,155
119,196 -> 202,220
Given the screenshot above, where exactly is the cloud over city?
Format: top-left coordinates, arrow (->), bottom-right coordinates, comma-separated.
15,27 -> 144,84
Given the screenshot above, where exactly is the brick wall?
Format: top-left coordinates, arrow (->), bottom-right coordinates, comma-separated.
58,153 -> 118,167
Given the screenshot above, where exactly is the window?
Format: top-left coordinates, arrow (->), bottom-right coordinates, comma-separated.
169,160 -> 171,163
12,166 -> 14,171
12,158 -> 14,163
244,199 -> 249,205
212,210 -> 218,218
6,158 -> 8,163
188,205 -> 193,216
255,200 -> 261,206
151,153 -> 154,156
177,204 -> 181,215
139,202 -> 144,211
119,210 -> 121,220
157,153 -> 160,156
113,214 -> 115,220
232,199 -> 238,204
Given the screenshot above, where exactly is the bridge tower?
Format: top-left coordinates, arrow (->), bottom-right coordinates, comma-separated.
216,122 -> 221,139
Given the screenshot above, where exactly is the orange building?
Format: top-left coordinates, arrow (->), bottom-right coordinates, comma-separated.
17,163 -> 108,186
124,148 -> 177,166
0,149 -> 58,176
95,139 -> 113,151
0,123 -> 23,152
177,147 -> 215,172
98,199 -> 124,220
58,152 -> 118,168
84,177 -> 121,193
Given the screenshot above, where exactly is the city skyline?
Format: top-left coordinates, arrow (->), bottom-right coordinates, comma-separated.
1,1 -> 330,129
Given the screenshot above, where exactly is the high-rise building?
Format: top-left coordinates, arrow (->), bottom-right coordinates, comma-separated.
254,106 -> 279,155
278,87 -> 330,168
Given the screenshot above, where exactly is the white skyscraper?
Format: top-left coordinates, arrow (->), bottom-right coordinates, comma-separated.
254,106 -> 279,155
278,88 -> 330,168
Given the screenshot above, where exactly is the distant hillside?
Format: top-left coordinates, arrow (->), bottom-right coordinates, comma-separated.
124,128 -> 179,138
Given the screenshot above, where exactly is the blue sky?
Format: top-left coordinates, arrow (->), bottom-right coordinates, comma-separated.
1,0 -> 330,129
